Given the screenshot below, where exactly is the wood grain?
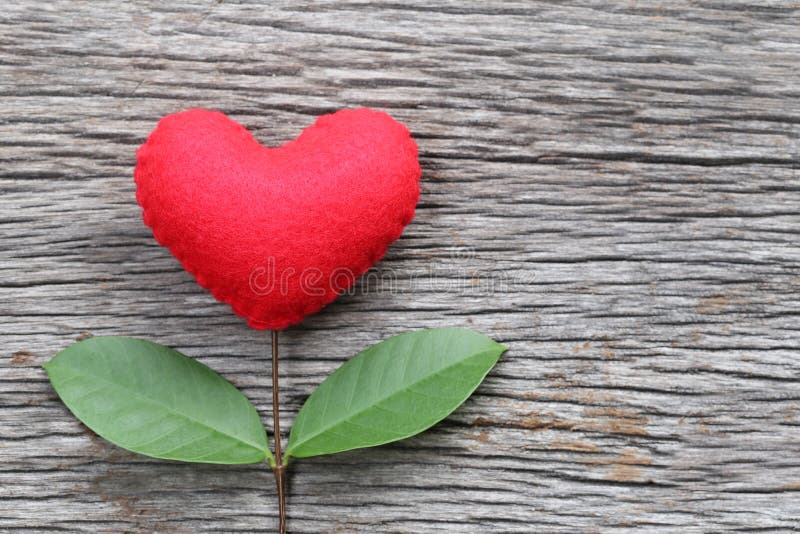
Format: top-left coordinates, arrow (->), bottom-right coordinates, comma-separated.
2,1 -> 800,531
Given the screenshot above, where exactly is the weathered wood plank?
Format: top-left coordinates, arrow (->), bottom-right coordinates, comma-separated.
2,1 -> 799,532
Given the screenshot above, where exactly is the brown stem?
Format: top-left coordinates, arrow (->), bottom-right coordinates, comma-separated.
270,330 -> 287,534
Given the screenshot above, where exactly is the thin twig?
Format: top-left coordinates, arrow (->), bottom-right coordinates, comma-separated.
270,330 -> 287,534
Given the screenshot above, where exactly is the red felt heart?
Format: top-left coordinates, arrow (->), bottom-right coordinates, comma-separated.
134,108 -> 420,329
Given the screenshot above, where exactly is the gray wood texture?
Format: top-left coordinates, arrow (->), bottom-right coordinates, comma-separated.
2,1 -> 800,532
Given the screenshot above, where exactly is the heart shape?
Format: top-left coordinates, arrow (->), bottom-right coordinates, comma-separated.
134,108 -> 420,329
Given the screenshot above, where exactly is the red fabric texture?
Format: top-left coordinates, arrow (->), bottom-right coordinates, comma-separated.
134,108 -> 421,329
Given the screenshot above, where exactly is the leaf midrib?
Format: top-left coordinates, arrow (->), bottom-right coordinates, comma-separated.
286,346 -> 500,457
46,361 -> 268,458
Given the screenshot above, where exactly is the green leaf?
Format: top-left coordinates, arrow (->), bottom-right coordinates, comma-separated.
44,336 -> 271,465
285,328 -> 506,460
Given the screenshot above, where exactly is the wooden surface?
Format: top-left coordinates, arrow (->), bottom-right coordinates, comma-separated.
2,1 -> 800,532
